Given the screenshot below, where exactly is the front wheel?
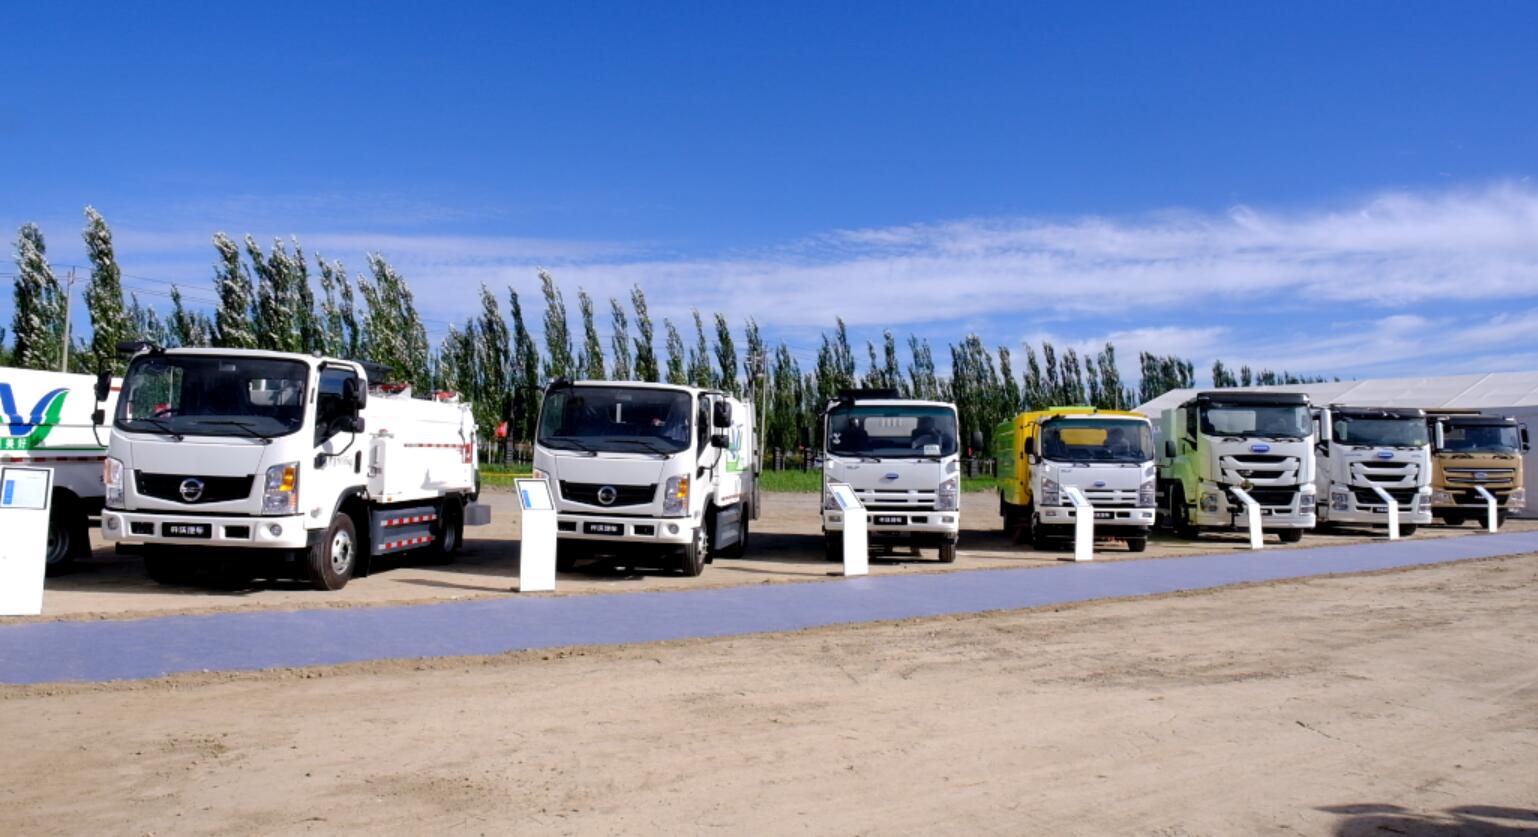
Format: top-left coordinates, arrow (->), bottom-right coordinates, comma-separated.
680,525 -> 707,577
1169,487 -> 1197,538
824,532 -> 843,562
1397,524 -> 1418,537
45,507 -> 76,571
1276,528 -> 1304,544
1439,512 -> 1465,527
937,541 -> 957,563
307,513 -> 358,590
1125,536 -> 1148,553
144,550 -> 195,586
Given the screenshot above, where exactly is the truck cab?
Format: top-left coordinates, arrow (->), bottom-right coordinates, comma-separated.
1156,391 -> 1316,542
994,408 -> 1157,552
820,390 -> 961,563
1313,405 -> 1433,534
531,380 -> 757,577
1426,410 -> 1528,526
100,346 -> 483,589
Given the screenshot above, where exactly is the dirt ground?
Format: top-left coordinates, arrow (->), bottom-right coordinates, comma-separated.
18,490 -> 1537,622
3,554 -> 1535,835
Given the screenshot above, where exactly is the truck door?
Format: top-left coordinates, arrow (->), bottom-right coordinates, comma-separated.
311,366 -> 366,520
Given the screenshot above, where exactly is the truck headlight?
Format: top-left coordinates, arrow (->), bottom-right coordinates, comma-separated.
1040,478 -> 1060,507
1200,491 -> 1221,513
104,457 -> 125,508
936,476 -> 959,511
1331,489 -> 1349,511
263,461 -> 300,515
663,475 -> 689,517
1138,478 -> 1155,508
1511,488 -> 1527,509
823,487 -> 839,511
1431,489 -> 1454,505
532,467 -> 550,482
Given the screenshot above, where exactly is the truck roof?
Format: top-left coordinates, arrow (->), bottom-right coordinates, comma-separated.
1192,391 -> 1310,406
148,347 -> 361,368
1433,413 -> 1518,427
1327,405 -> 1426,420
558,379 -> 746,401
826,398 -> 957,411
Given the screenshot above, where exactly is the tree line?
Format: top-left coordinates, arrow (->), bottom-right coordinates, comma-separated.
8,210 -> 1330,454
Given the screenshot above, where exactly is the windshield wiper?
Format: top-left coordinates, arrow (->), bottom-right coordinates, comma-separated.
192,419 -> 278,444
601,438 -> 671,458
542,436 -> 598,456
125,417 -> 183,442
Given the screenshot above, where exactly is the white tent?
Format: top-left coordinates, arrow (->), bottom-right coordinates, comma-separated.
1135,370 -> 1538,518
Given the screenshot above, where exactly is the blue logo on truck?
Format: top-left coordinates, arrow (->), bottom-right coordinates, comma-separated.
1250,443 -> 1271,453
1376,450 -> 1394,459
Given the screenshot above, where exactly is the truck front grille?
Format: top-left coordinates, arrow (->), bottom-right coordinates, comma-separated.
856,489 -> 937,511
1219,455 -> 1300,485
559,481 -> 658,507
135,472 -> 255,505
1444,468 -> 1517,486
1231,487 -> 1298,507
1349,486 -> 1418,509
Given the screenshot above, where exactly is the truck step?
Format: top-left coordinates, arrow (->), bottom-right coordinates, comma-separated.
370,505 -> 440,555
372,524 -> 436,555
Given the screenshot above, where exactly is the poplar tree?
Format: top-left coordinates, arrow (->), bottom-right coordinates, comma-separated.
768,343 -> 803,450
999,346 -> 1020,413
1061,348 -> 1087,404
688,309 -> 713,388
663,319 -> 687,385
11,223 -> 65,371
1212,359 -> 1238,389
508,286 -> 542,441
476,284 -> 512,432
539,271 -> 574,380
742,318 -> 766,401
291,242 -> 323,353
212,232 -> 256,349
168,286 -> 212,348
246,236 -> 301,352
1094,344 -> 1129,409
316,258 -> 350,357
1022,345 -> 1046,410
357,254 -> 429,388
906,335 -> 939,401
713,313 -> 738,395
630,285 -> 659,382
576,289 -> 604,379
609,297 -> 633,380
82,207 -> 133,374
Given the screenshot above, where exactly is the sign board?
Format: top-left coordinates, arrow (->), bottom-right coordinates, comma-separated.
515,478 -> 557,592
828,483 -> 867,576
0,466 -> 52,615
828,483 -> 860,511
1061,486 -> 1094,562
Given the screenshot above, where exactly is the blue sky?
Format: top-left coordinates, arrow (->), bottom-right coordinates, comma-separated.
4,1 -> 1538,383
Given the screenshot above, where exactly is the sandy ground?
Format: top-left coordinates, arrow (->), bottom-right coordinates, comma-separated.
18,490 -> 1537,622
3,554 -> 1535,835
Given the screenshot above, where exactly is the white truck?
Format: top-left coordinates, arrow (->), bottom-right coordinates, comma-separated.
99,345 -> 487,589
1313,405 -> 1433,535
0,365 -> 120,570
821,389 -> 962,563
532,379 -> 758,577
1155,391 -> 1317,542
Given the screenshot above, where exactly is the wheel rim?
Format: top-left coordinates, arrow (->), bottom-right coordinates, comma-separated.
442,522 -> 456,552
330,530 -> 354,574
694,526 -> 708,567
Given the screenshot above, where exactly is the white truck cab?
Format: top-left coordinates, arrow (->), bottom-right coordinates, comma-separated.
531,380 -> 757,577
820,390 -> 962,563
100,345 -> 485,589
1313,405 -> 1433,534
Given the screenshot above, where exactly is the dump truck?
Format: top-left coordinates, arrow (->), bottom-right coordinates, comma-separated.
1425,410 -> 1528,526
100,345 -> 487,589
1312,405 -> 1433,535
532,379 -> 757,577
821,389 -> 962,563
993,408 -> 1157,551
1155,391 -> 1317,542
0,365 -> 120,570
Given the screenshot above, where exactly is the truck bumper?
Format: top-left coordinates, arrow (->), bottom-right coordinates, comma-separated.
1321,495 -> 1433,526
1195,492 -> 1316,529
823,510 -> 959,541
1037,506 -> 1155,530
555,513 -> 694,546
102,510 -> 312,550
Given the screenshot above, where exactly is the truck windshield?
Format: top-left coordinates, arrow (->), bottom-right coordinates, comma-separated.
826,405 -> 958,458
1041,419 -> 1154,463
1201,404 -> 1311,439
1333,417 -> 1427,448
1439,423 -> 1520,453
538,386 -> 693,454
116,355 -> 308,438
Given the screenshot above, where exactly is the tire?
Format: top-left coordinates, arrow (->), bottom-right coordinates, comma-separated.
1126,536 -> 1148,553
45,505 -> 75,572
1169,487 -> 1197,539
555,547 -> 577,573
1009,505 -> 1035,545
824,532 -> 844,562
1496,510 -> 1509,527
1030,525 -> 1055,551
1397,524 -> 1418,537
937,541 -> 957,563
307,513 -> 358,591
1440,512 -> 1465,527
1277,528 -> 1304,544
680,524 -> 707,577
426,499 -> 464,565
144,550 -> 194,586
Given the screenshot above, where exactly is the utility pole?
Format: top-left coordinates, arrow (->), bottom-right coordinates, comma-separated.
59,268 -> 77,372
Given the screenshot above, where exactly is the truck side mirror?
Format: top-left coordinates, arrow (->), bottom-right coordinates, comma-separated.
342,377 -> 367,409
710,433 -> 729,449
346,416 -> 367,434
94,370 -> 112,403
712,400 -> 732,428
1164,439 -> 1176,459
1522,425 -> 1531,452
1317,413 -> 1332,444
1434,422 -> 1445,450
1024,437 -> 1036,458
970,430 -> 985,451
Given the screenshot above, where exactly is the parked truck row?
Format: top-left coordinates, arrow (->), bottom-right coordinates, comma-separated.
5,347 -> 1531,588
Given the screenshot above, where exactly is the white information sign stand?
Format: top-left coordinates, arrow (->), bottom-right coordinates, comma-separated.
515,478 -> 557,592
1369,485 -> 1400,540
1061,486 -> 1095,562
0,467 -> 52,616
1229,486 -> 1264,550
1474,485 -> 1500,533
829,483 -> 867,577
